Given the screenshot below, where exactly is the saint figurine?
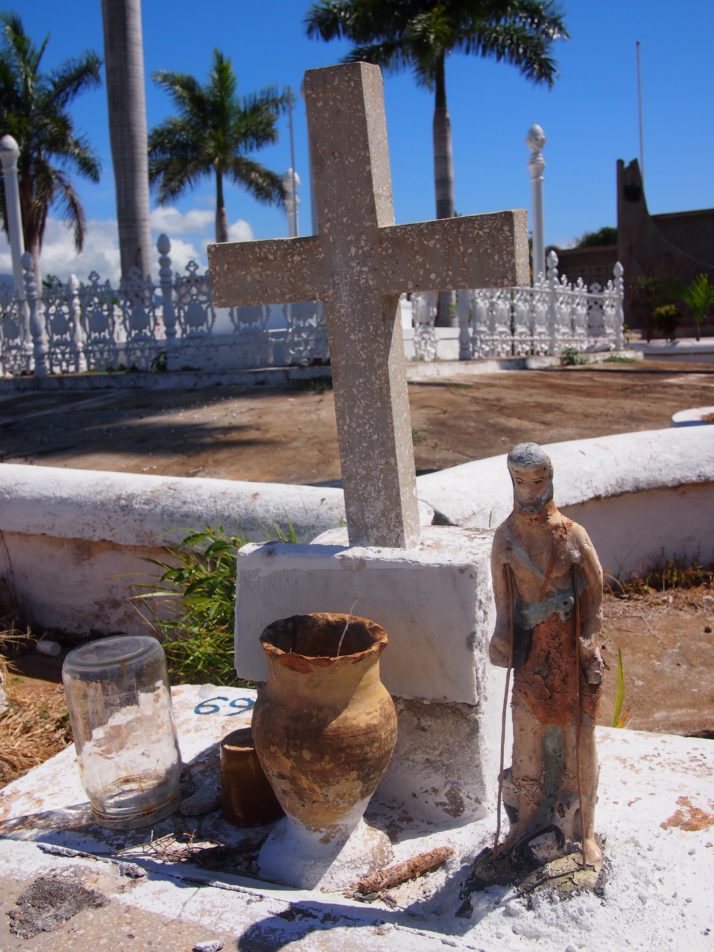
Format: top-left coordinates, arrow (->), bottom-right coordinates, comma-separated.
489,442 -> 605,871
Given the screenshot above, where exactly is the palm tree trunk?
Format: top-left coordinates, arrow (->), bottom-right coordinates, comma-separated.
101,0 -> 152,281
433,52 -> 454,222
215,169 -> 229,243
433,52 -> 456,327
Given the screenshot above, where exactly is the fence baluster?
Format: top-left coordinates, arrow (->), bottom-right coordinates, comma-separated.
22,252 -> 48,377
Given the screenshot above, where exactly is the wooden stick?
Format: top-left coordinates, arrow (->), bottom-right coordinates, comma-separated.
351,847 -> 454,895
494,564 -> 515,849
573,565 -> 586,869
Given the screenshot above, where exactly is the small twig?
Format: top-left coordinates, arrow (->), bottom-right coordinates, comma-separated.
349,846 -> 453,898
336,599 -> 358,657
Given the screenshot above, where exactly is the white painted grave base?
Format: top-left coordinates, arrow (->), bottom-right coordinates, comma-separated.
235,527 -> 502,824
0,683 -> 711,951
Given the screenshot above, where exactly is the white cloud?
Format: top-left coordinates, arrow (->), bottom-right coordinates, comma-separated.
0,208 -> 255,286
150,206 -> 214,235
164,236 -> 205,275
228,218 -> 254,242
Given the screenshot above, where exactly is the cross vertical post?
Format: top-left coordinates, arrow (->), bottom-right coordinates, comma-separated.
209,62 -> 529,549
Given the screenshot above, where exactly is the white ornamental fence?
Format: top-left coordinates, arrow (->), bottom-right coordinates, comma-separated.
0,241 -> 623,378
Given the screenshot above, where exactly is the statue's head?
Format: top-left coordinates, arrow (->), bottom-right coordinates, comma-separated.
507,443 -> 554,515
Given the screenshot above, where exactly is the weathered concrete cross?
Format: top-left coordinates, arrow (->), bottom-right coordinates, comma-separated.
209,62 -> 528,549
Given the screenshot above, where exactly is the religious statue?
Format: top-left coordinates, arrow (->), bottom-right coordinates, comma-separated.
488,442 -> 605,876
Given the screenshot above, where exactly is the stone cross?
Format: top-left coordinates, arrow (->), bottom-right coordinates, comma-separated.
209,62 -> 528,549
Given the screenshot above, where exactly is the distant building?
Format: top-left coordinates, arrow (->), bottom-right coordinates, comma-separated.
556,159 -> 714,330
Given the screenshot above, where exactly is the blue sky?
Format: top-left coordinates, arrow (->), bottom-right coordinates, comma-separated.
3,0 -> 713,282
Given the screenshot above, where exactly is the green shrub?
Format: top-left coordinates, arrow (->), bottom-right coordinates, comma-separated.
652,304 -> 680,341
628,272 -> 680,341
560,345 -> 586,366
135,528 -> 246,686
135,524 -> 300,685
682,273 -> 714,341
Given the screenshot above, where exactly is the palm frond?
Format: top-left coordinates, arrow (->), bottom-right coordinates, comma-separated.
0,12 -> 99,258
50,167 -> 85,252
227,157 -> 284,206
48,52 -> 101,110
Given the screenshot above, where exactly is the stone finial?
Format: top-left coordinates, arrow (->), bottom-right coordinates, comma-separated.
156,233 -> 171,256
525,124 -> 546,154
0,135 -> 20,169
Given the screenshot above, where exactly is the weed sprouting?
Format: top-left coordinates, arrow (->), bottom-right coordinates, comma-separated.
611,647 -> 631,728
560,346 -> 587,367
135,524 -> 300,686
607,559 -> 713,598
603,355 -> 637,364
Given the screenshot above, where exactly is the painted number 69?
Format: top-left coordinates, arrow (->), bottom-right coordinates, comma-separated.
193,696 -> 256,716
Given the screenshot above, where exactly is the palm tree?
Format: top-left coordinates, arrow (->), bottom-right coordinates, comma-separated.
305,0 -> 568,322
101,0 -> 153,281
0,12 -> 101,282
149,51 -> 288,243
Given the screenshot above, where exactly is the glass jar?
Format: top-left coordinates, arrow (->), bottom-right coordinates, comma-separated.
62,635 -> 182,829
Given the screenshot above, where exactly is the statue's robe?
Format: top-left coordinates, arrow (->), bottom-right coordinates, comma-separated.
491,515 -> 602,841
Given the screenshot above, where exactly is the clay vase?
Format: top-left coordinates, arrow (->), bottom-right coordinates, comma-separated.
252,612 -> 397,888
220,727 -> 284,828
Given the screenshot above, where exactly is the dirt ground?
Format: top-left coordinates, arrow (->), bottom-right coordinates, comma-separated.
0,357 -> 713,483
0,354 -> 713,784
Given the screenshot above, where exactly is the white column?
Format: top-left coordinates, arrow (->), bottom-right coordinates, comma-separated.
526,124 -> 547,285
0,135 -> 30,343
282,168 -> 301,238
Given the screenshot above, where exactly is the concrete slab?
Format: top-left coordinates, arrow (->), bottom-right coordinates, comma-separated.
0,683 -> 711,951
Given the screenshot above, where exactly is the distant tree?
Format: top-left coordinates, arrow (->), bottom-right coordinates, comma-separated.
101,0 -> 153,280
306,0 -> 567,325
576,226 -> 617,248
305,0 -> 568,225
682,273 -> 714,341
149,50 -> 288,243
0,12 -> 101,282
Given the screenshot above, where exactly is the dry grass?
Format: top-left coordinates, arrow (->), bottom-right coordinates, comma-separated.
0,632 -> 73,790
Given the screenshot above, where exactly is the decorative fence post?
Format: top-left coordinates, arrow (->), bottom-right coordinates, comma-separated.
157,234 -> 177,352
457,289 -> 472,360
546,249 -> 559,356
67,274 -> 87,372
526,124 -> 547,283
21,252 -> 48,376
613,261 -> 624,349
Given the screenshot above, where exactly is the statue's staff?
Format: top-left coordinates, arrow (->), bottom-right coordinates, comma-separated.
573,564 -> 587,868
494,564 -> 515,849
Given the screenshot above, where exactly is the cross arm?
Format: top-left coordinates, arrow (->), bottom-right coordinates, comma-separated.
208,235 -> 326,307
377,210 -> 529,295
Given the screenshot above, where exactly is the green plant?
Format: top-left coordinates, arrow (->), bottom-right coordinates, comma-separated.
682,273 -> 714,341
603,354 -> 637,364
134,528 -> 247,686
628,272 -> 680,342
607,559 -> 713,597
411,426 -> 425,444
150,350 -> 168,372
611,646 -> 630,728
560,345 -> 586,366
652,303 -> 680,341
302,376 -> 332,394
135,523 -> 301,685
